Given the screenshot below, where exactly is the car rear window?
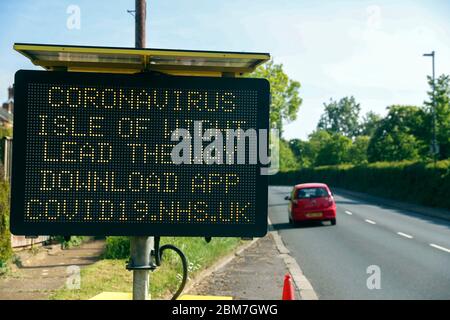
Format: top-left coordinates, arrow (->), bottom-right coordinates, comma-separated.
296,187 -> 329,199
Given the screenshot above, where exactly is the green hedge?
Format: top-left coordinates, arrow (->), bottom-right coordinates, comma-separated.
270,160 -> 450,210
103,236 -> 130,259
0,180 -> 12,266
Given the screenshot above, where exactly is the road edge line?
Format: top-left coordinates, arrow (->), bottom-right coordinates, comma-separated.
268,218 -> 319,300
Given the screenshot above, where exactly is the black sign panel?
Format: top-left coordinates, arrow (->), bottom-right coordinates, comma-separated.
11,70 -> 270,237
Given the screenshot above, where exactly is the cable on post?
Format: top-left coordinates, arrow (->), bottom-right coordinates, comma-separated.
153,236 -> 188,300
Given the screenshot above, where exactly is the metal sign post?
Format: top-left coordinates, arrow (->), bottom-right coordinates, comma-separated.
130,236 -> 153,300
131,0 -> 152,300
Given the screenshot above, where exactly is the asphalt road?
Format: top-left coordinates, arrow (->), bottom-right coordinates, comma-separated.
268,186 -> 450,299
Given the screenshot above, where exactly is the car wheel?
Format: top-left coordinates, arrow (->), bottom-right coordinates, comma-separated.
330,218 -> 336,226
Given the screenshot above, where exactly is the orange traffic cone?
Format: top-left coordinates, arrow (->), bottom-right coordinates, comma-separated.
282,273 -> 295,300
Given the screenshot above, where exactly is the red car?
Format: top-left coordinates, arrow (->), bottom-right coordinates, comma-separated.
285,183 -> 336,225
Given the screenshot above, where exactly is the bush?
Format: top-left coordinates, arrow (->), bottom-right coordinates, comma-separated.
0,180 -> 12,266
270,160 -> 450,210
103,236 -> 130,259
0,127 -> 12,167
52,236 -> 91,249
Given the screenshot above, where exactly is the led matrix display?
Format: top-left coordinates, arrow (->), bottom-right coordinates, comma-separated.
11,70 -> 270,236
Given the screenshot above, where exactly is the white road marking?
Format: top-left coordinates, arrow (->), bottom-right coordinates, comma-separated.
345,210 -> 353,215
397,232 -> 413,239
268,218 -> 318,300
42,272 -> 48,276
430,243 -> 450,254
365,219 -> 376,225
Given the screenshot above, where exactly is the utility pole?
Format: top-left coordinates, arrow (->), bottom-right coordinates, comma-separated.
423,51 -> 438,165
130,0 -> 153,301
135,0 -> 146,48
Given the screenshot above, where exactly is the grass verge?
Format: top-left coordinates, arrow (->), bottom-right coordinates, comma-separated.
50,237 -> 241,300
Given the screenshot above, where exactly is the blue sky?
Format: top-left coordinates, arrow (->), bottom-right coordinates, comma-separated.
1,0 -> 450,139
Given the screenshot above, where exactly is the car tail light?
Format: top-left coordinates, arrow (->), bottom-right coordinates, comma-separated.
327,197 -> 334,207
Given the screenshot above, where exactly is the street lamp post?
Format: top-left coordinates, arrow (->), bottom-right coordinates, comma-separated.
423,51 -> 438,164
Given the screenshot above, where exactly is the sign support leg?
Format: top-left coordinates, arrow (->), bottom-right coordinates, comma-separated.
130,236 -> 153,300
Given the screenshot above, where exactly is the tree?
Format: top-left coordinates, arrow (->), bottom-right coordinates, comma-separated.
424,74 -> 450,159
317,96 -> 361,138
0,126 -> 12,169
289,139 -> 315,168
360,111 -> 382,137
307,130 -> 332,164
348,135 -> 370,164
251,60 -> 302,132
315,133 -> 353,166
288,130 -> 332,167
291,131 -> 369,166
368,131 -> 421,162
279,139 -> 300,171
367,105 -> 428,162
